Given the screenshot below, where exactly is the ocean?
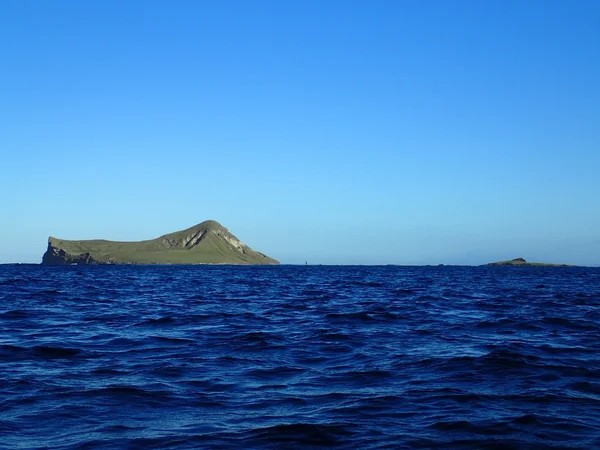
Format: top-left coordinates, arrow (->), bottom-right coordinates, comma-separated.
1,264 -> 599,449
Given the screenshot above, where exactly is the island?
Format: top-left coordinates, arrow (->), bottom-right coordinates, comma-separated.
486,257 -> 573,267
41,220 -> 279,265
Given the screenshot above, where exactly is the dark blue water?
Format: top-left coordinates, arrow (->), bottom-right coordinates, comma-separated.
2,265 -> 600,449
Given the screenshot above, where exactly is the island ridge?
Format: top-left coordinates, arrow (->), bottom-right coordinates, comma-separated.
41,220 -> 279,265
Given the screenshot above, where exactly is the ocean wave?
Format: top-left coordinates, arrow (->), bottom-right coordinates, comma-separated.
1,264 -> 599,449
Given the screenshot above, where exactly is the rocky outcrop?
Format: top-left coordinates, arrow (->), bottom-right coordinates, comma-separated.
42,239 -> 98,265
487,257 -> 573,267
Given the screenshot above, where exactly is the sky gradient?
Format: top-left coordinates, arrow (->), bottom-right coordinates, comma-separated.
1,0 -> 599,265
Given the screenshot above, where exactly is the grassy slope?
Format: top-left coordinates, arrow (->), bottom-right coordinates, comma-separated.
48,221 -> 278,264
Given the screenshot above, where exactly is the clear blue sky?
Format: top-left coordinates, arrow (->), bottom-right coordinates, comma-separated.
1,0 -> 599,265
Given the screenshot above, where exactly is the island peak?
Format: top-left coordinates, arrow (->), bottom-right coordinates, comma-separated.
42,221 -> 278,265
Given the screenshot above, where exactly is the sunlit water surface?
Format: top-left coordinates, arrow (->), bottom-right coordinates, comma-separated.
2,265 -> 600,449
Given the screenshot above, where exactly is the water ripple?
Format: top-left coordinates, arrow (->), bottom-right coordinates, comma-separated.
1,264 -> 599,449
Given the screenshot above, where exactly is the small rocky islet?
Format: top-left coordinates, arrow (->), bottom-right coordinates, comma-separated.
487,257 -> 573,267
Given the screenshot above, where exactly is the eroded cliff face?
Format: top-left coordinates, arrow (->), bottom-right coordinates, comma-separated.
42,239 -> 97,265
157,226 -> 253,255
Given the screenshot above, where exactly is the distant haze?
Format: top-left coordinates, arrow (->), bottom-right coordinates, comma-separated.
1,1 -> 598,265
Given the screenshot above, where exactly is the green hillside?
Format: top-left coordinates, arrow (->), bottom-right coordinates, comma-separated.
42,220 -> 279,265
